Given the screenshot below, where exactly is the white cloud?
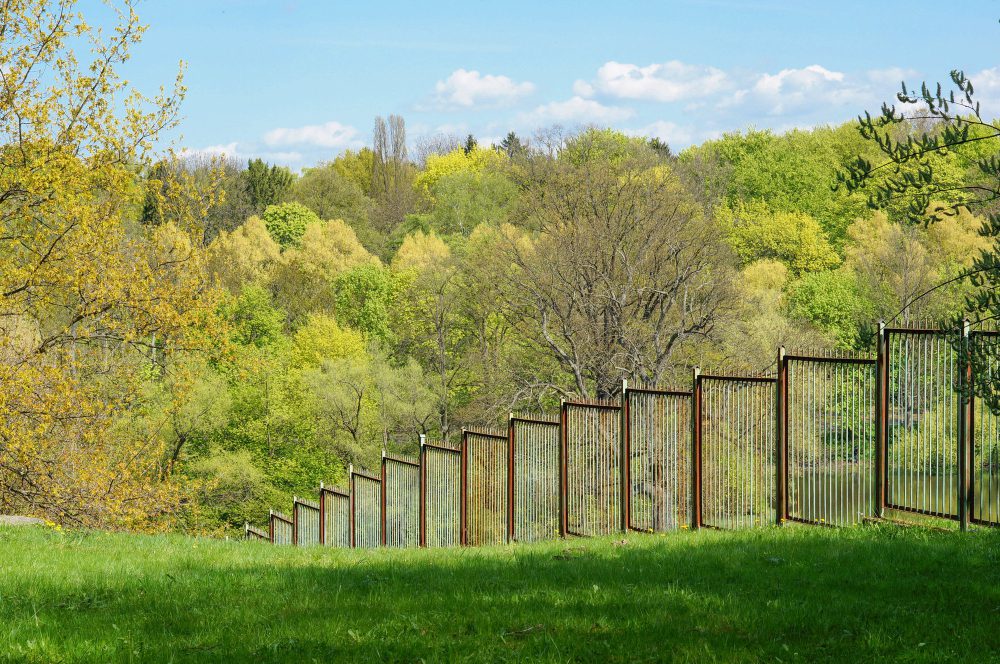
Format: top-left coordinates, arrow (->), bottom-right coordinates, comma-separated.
263,121 -> 361,149
628,120 -> 694,146
970,67 -> 1000,118
433,68 -> 535,108
724,64 -> 868,116
517,96 -> 635,126
181,142 -> 240,159
583,60 -> 729,102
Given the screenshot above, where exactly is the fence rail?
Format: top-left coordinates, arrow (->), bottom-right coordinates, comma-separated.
249,323 -> 1000,547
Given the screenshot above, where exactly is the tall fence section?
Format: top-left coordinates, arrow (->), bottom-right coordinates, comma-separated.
245,323 -> 1000,547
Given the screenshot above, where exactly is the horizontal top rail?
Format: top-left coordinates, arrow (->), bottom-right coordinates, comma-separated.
246,524 -> 268,536
510,414 -> 560,425
270,511 -> 293,525
625,386 -> 692,397
422,441 -> 461,453
351,468 -> 382,482
319,484 -> 349,497
698,374 -> 776,383
563,399 -> 621,410
383,452 -> 420,467
463,428 -> 508,441
885,326 -> 957,335
784,354 -> 877,365
293,497 -> 320,510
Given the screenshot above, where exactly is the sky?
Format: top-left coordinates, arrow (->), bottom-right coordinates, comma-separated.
115,0 -> 1000,169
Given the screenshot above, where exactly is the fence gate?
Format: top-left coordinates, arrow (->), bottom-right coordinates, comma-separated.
562,401 -> 622,536
783,355 -> 876,526
970,330 -> 1000,526
462,429 -> 509,546
293,497 -> 321,546
510,416 -> 560,542
422,442 -> 461,547
697,375 -> 776,529
320,485 -> 350,547
624,385 -> 692,532
350,468 -> 382,548
883,327 -> 960,520
269,510 -> 293,545
382,453 -> 420,548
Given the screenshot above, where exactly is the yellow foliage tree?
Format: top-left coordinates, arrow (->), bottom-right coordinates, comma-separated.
413,147 -> 504,201
206,216 -> 281,292
0,1 -> 222,529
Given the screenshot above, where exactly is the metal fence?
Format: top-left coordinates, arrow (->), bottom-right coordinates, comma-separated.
250,323 -> 1000,547
383,453 -> 420,548
422,441 -> 462,547
511,415 -> 560,542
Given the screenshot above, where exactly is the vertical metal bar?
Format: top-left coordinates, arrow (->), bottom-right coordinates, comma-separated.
380,451 -> 387,547
560,400 -> 568,537
460,430 -> 468,546
348,465 -> 356,549
508,414 -> 515,543
692,367 -> 702,529
876,322 -> 887,517
419,435 -> 427,547
621,379 -> 630,532
776,347 -> 787,525
959,319 -> 971,531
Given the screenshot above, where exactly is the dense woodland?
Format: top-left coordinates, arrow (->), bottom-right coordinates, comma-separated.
2,1 -> 997,534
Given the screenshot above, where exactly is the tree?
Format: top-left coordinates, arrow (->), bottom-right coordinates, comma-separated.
261,202 -> 320,248
498,131 -> 526,159
206,217 -> 281,292
463,134 -> 478,154
371,115 -> 417,233
501,130 -> 735,398
243,158 -> 293,214
0,0 -> 222,527
288,162 -> 374,229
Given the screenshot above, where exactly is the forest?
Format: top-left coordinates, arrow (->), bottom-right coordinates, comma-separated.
2,0 -> 997,535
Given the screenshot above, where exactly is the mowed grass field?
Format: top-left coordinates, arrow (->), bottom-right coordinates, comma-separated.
1,524 -> 999,663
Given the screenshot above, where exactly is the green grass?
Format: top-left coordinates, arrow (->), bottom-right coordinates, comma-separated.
1,524 -> 999,663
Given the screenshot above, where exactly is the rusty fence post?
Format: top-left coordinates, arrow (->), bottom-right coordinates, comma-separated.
559,400 -> 568,538
460,429 -> 468,546
348,464 -> 356,549
419,434 -> 427,547
507,413 -> 515,543
875,321 -> 887,518
691,367 -> 702,530
776,347 -> 787,526
380,449 -> 388,547
959,318 -> 971,532
621,379 -> 630,532
318,482 -> 326,546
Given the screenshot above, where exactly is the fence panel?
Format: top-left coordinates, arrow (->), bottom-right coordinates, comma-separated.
270,511 -> 293,545
351,470 -> 382,548
320,487 -> 350,547
423,444 -> 461,547
785,357 -> 876,526
971,331 -> 1000,526
463,430 -> 509,546
383,454 -> 420,547
563,401 -> 621,536
699,376 -> 776,529
626,388 -> 691,532
885,329 -> 960,519
293,498 -> 321,546
511,416 -> 560,542
245,524 -> 269,541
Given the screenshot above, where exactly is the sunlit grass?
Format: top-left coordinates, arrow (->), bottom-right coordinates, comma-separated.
1,523 -> 998,662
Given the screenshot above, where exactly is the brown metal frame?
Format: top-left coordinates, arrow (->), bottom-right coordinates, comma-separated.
318,483 -> 349,546
561,399 -> 623,538
421,439 -> 461,547
460,430 -> 468,545
292,496 -> 320,547
967,327 -> 996,528
349,467 -> 382,548
269,510 -> 293,545
461,428 -> 509,545
381,452 -> 421,547
559,401 -> 568,537
508,414 -> 560,542
691,368 -> 701,530
622,383 -> 694,532
876,321 -> 887,518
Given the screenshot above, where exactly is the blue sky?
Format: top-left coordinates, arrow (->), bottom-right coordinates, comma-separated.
120,0 -> 1000,169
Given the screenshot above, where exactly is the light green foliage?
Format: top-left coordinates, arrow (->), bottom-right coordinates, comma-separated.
220,285 -> 285,348
717,200 -> 840,276
183,449 -> 272,531
559,127 -> 649,166
290,314 -> 367,369
333,264 -> 403,347
206,216 -> 281,292
413,146 -> 504,201
333,148 -> 376,197
262,202 -> 321,248
243,158 -> 294,214
410,170 -> 519,237
287,162 -> 378,249
786,269 -> 871,349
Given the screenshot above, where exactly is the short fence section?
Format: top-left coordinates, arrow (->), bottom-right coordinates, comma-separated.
423,443 -> 461,547
971,331 -> 1000,526
463,430 -> 509,546
511,416 -> 560,542
383,454 -> 420,548
784,356 -> 876,526
351,470 -> 382,549
320,486 -> 350,547
293,498 -> 320,546
698,375 -> 776,530
625,386 -> 692,532
884,329 -> 960,519
251,324 -> 1000,547
246,524 -> 269,541
563,401 -> 621,537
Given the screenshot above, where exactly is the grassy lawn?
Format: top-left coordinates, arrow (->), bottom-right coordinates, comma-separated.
1,523 -> 998,663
